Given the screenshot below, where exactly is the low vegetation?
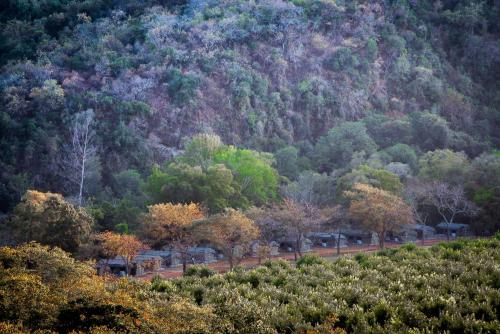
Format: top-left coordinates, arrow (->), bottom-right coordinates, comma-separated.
1,238 -> 499,333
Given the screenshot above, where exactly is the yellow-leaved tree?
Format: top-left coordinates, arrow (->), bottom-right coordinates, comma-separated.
202,209 -> 260,270
96,231 -> 147,276
6,190 -> 94,254
141,203 -> 205,272
346,183 -> 413,249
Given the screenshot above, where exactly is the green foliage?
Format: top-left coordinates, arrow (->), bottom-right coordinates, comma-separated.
144,165 -> 171,204
338,165 -> 403,196
274,146 -> 300,180
314,122 -> 377,172
411,112 -> 451,151
296,254 -> 325,268
384,144 -> 418,171
365,38 -> 378,61
325,47 -> 359,72
144,135 -> 278,211
214,146 -> 279,206
467,152 -> 500,234
419,149 -> 471,184
165,238 -> 500,333
144,162 -> 241,213
364,114 -> 412,149
184,265 -> 216,278
284,170 -> 335,206
165,68 -> 199,106
180,133 -> 223,170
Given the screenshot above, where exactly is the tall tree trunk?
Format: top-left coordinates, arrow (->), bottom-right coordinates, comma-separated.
228,254 -> 234,270
79,114 -> 92,206
182,254 -> 187,273
296,238 -> 302,259
124,257 -> 130,276
378,232 -> 385,250
69,109 -> 95,207
77,126 -> 88,207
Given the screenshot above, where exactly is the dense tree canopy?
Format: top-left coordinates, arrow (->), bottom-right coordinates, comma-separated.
4,190 -> 93,254
200,209 -> 260,269
1,0 -> 498,214
346,183 -> 413,249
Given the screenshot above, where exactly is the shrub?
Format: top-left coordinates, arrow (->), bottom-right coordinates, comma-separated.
184,265 -> 215,278
296,254 -> 325,268
151,276 -> 177,293
401,243 -> 416,251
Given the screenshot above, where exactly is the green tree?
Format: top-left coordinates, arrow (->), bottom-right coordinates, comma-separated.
314,122 -> 377,172
411,112 -> 451,151
384,144 -> 418,171
364,114 -> 412,149
274,146 -> 300,180
283,170 -> 335,206
180,133 -> 223,170
202,164 -> 241,212
467,152 -> 500,234
214,146 -> 279,206
419,149 -> 471,184
144,165 -> 171,204
144,162 -> 240,213
338,165 -> 403,198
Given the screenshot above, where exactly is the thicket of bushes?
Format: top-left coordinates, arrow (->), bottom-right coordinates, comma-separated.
1,238 -> 498,333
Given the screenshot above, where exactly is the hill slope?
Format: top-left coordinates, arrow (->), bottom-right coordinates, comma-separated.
0,0 -> 499,211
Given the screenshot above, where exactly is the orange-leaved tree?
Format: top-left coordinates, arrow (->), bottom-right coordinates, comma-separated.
271,198 -> 321,260
97,231 -> 147,276
345,183 -> 413,249
202,209 -> 260,270
141,203 -> 204,272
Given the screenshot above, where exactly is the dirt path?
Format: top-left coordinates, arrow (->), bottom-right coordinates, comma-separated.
137,239 -> 444,281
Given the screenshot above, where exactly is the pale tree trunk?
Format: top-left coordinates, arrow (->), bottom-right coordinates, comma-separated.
63,109 -> 97,206
77,124 -> 89,207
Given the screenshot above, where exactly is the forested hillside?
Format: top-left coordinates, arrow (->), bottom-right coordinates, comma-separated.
1,0 -> 499,220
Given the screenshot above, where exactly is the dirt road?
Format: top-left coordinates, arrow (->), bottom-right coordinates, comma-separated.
137,239 -> 444,281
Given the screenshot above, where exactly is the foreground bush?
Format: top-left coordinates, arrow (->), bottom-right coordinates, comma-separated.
1,239 -> 499,333
160,238 -> 500,333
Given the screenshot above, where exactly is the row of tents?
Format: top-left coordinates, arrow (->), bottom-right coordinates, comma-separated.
98,222 -> 471,276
